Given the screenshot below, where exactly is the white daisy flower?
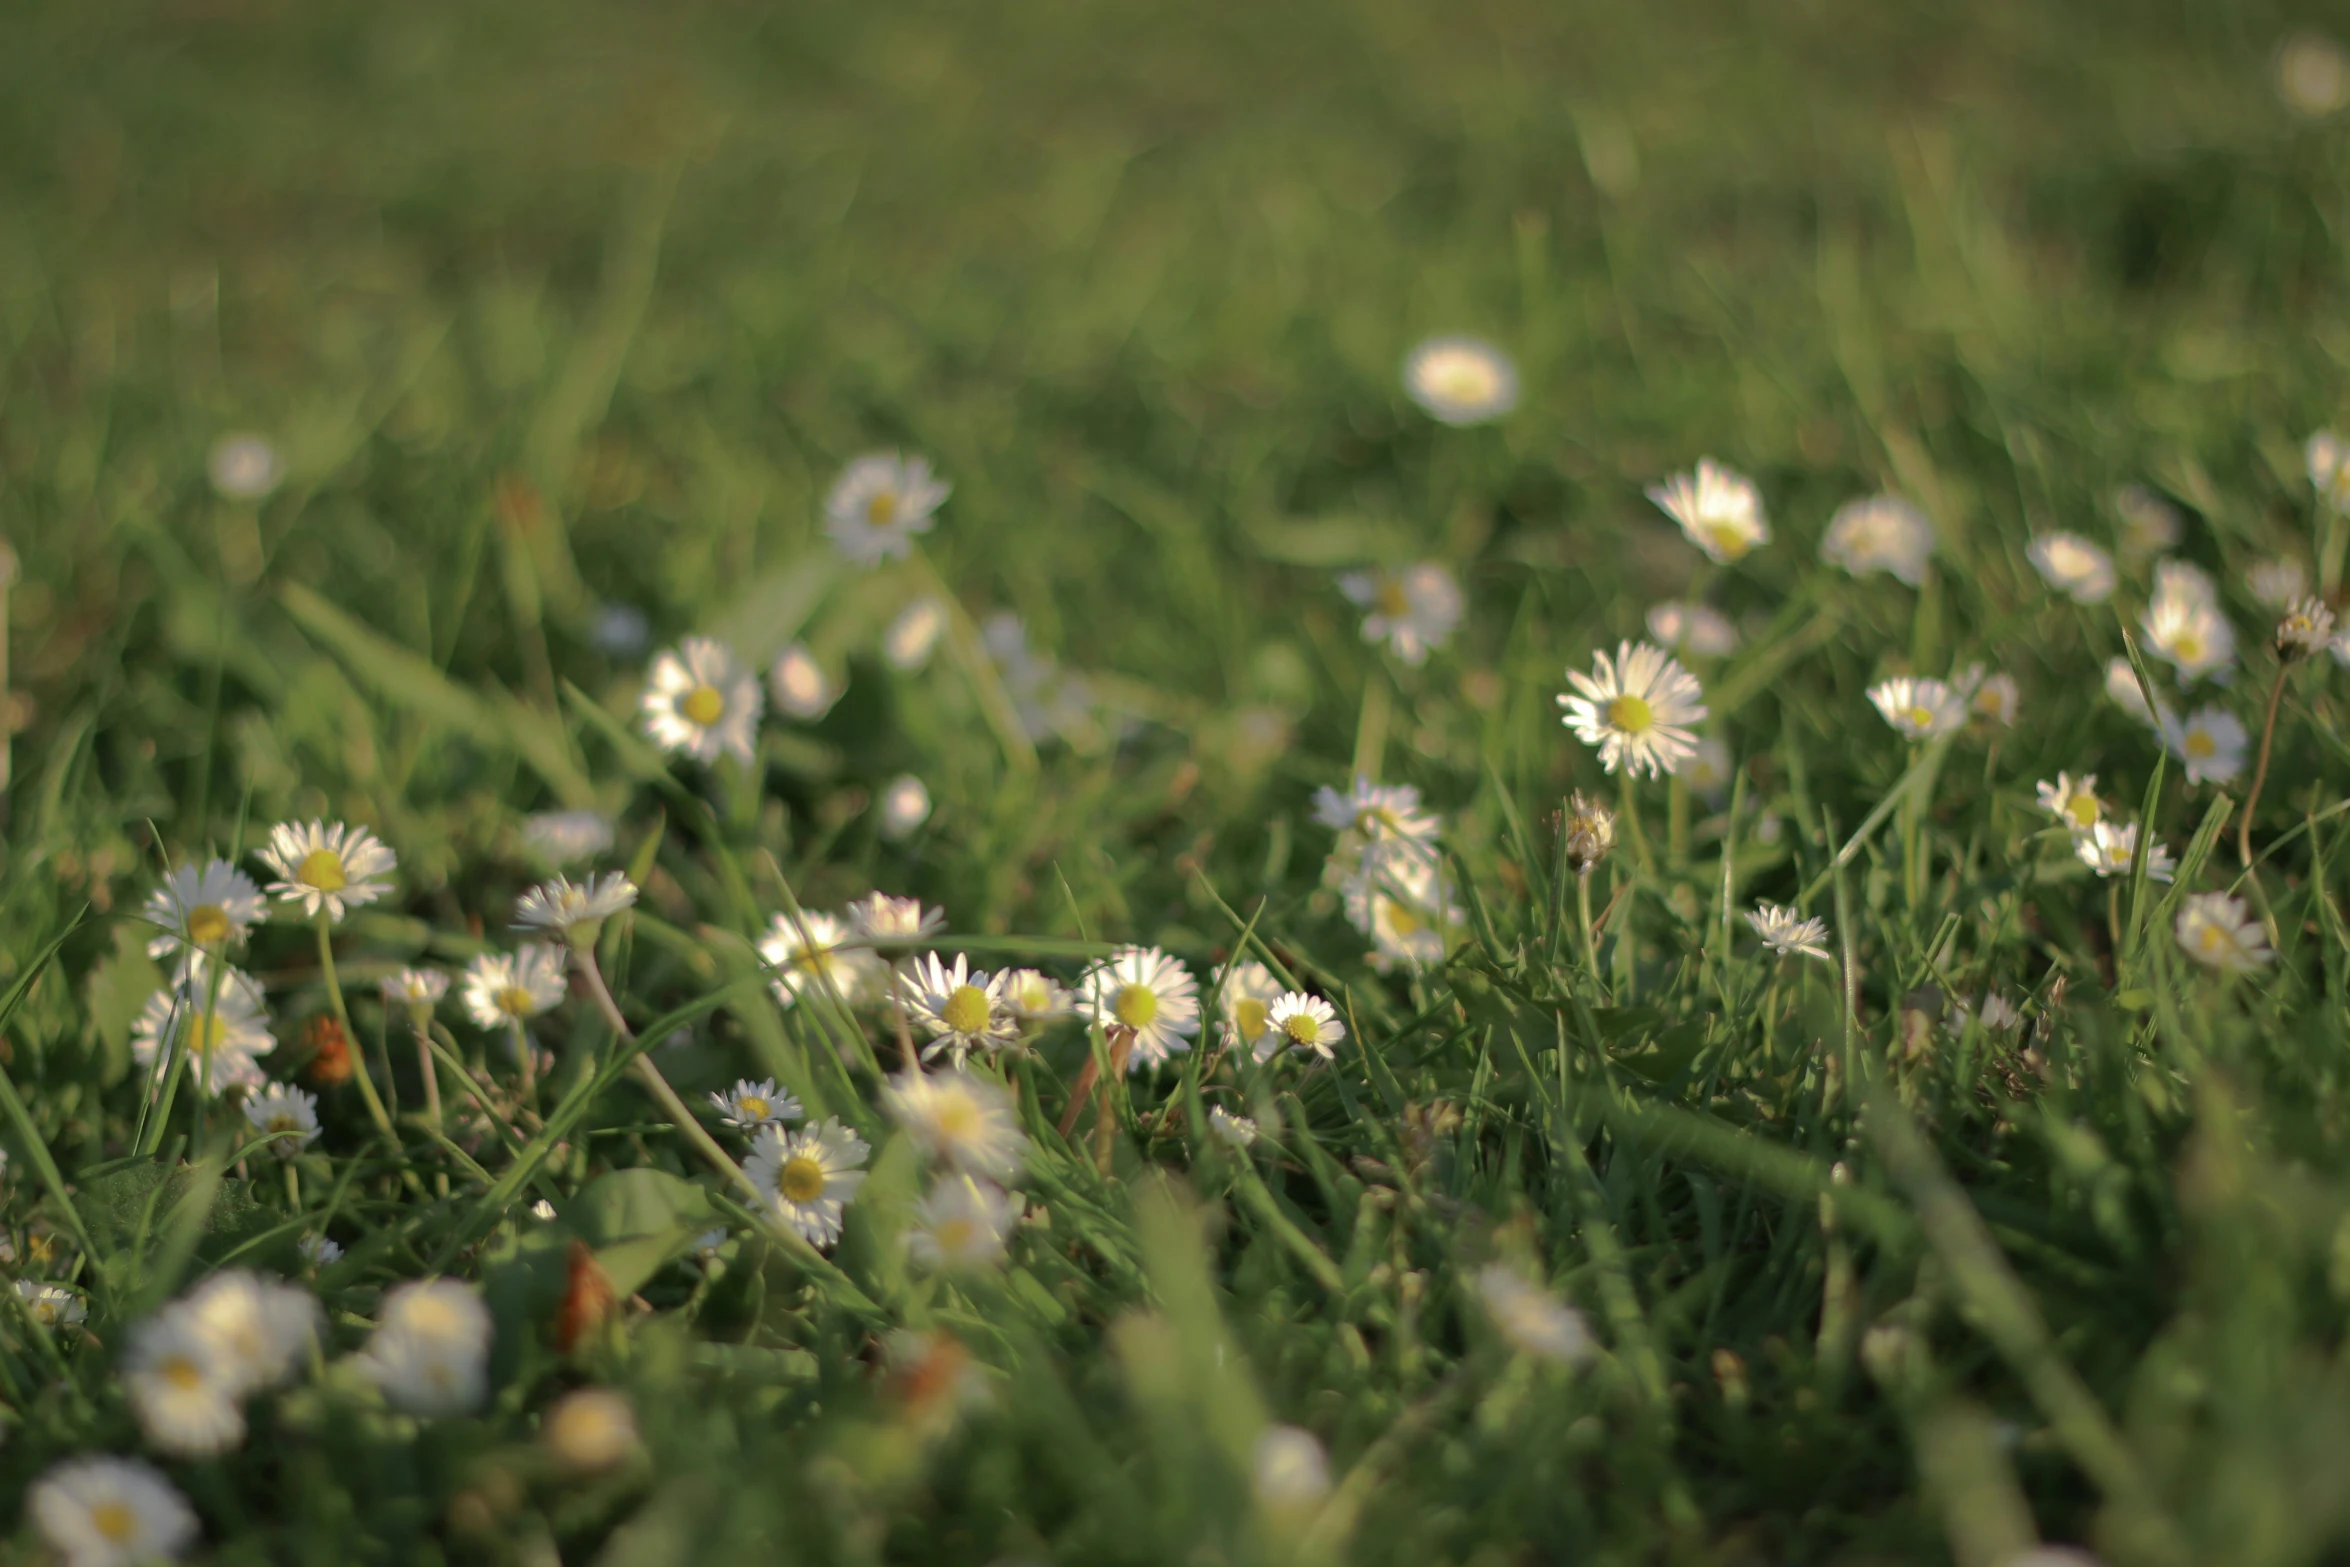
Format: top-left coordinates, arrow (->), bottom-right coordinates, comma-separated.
520,809 -> 615,865
459,946 -> 568,1030
1209,1105 -> 1260,1147
1263,992 -> 1346,1062
1559,641 -> 1708,778
825,452 -> 950,566
876,774 -> 932,840
2277,596 -> 2338,660
542,1388 -> 640,1476
1820,494 -> 1935,585
843,892 -> 947,945
241,1085 -> 320,1159
1682,735 -> 1734,805
1648,459 -> 1768,563
2176,892 -> 2273,972
1337,564 -> 1464,666
208,432 -> 284,501
2161,705 -> 2247,785
2036,774 -> 2105,832
381,968 -> 449,1010
769,642 -> 839,721
2113,485 -> 2183,555
1001,968 -> 1073,1022
29,1456 -> 199,1567
883,1067 -> 1027,1180
359,1278 -> 493,1417
15,1280 -> 87,1332
1311,777 -> 1443,865
2248,559 -> 2308,611
758,910 -> 885,1009
2026,533 -> 2117,604
256,820 -> 396,923
1214,960 -> 1285,1057
883,597 -> 948,671
2103,657 -> 2171,728
1946,992 -> 2025,1038
132,972 -> 275,1098
2279,34 -> 2350,117
513,872 -> 638,939
1254,1425 -> 1333,1510
2310,430 -> 2350,510
2141,567 -> 2236,685
745,1118 -> 870,1248
708,1077 -> 802,1132
298,1234 -> 343,1268
641,636 -> 762,766
1400,335 -> 1519,425
1341,855 -> 1464,975
1866,676 -> 1966,741
141,860 -> 264,974
1644,600 -> 1740,658
1471,1264 -> 1593,1364
1961,669 -> 2020,727
900,953 -> 1018,1064
2074,821 -> 2176,882
1077,946 -> 1201,1072
125,1309 -> 246,1457
906,1176 -> 1024,1272
1745,903 -> 1832,961
182,1270 -> 322,1394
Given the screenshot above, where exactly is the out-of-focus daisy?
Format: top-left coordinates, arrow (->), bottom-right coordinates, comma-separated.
1253,1425 -> 1334,1511
901,953 -> 1018,1063
257,821 -> 396,923
1957,667 -> 2020,727
1077,946 -> 1201,1072
1746,903 -> 1831,961
876,774 -> 932,840
769,642 -> 839,721
883,1066 -> 1026,1180
843,892 -> 947,945
209,433 -> 284,501
1400,335 -> 1519,425
1644,601 -> 1740,658
708,1077 -> 802,1133
1337,564 -> 1463,666
825,452 -> 949,566
1214,960 -> 1285,1057
2309,430 -> 2350,510
2248,559 -> 2308,611
1263,992 -> 1346,1062
1342,856 -> 1464,974
520,809 -> 615,865
1867,676 -> 1966,741
2279,34 -> 2350,116
745,1119 -> 870,1248
2276,596 -> 2338,661
182,1270 -> 322,1393
1947,992 -> 2025,1038
1820,494 -> 1935,585
641,636 -> 762,766
1311,776 -> 1443,882
132,972 -> 275,1097
2176,892 -> 2273,972
298,1234 -> 342,1268
126,1311 -> 245,1457
1649,459 -> 1767,563
1209,1105 -> 1259,1147
459,947 -> 568,1030
1001,968 -> 1072,1022
542,1388 -> 640,1476
2142,564 -> 2236,684
142,860 -> 264,975
359,1278 -> 493,1417
241,1085 -> 320,1159
15,1280 -> 87,1333
2162,706 -> 2247,786
2026,533 -> 2116,604
513,872 -> 637,941
590,603 -> 650,657
758,910 -> 885,1009
380,968 -> 449,1012
28,1456 -> 199,1567
906,1176 -> 1023,1272
1559,642 -> 1708,777
883,597 -> 947,671
2103,657 -> 2170,728
1471,1264 -> 1594,1364
2036,774 -> 2104,832
2113,485 -> 2183,555
2075,821 -> 2175,882
1682,735 -> 1734,804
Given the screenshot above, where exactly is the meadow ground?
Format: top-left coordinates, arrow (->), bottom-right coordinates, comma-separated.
4,0 -> 2350,1562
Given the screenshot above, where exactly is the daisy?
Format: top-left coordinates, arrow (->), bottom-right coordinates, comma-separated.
520,809 -> 615,865
876,774 -> 932,840
15,1280 -> 87,1332
208,432 -> 284,502
2142,571 -> 2236,685
2113,485 -> 2183,555
359,1278 -> 493,1417
1263,992 -> 1346,1061
2176,892 -> 2273,972
825,452 -> 950,566
1214,960 -> 1285,1057
542,1388 -> 640,1476
1644,600 -> 1740,658
1648,459 -> 1768,562
883,597 -> 948,671
1562,791 -> 1618,873
2074,821 -> 2176,882
2036,774 -> 2105,832
1820,494 -> 1935,585
241,1085 -> 320,1158
298,1234 -> 343,1267
883,1067 -> 1027,1180
905,1176 -> 1024,1272
1341,856 -> 1464,974
1946,992 -> 2025,1038
1253,1426 -> 1333,1510
459,947 -> 569,1030
132,972 -> 275,1097
769,642 -> 839,721
708,1077 -> 801,1133
2280,36 -> 2350,118
182,1270 -> 322,1393
1077,946 -> 1201,1071
2104,657 -> 2170,728
641,636 -> 762,766
758,910 -> 886,1009
2309,429 -> 2350,511
1962,670 -> 2020,727
1866,676 -> 1966,741
125,1309 -> 246,1457
2162,706 -> 2247,785
1400,335 -> 1519,425
2277,596 -> 2338,661
1471,1264 -> 1593,1364
1337,563 -> 1464,666
1001,968 -> 1073,1022
901,952 -> 1018,1063
1559,642 -> 1708,777
1311,777 -> 1442,863
2248,559 -> 2308,611
513,872 -> 638,940
1746,903 -> 1832,961
844,892 -> 947,945
381,968 -> 449,1011
1209,1106 -> 1260,1147
257,820 -> 396,923
744,1119 -> 870,1248
28,1456 -> 199,1567
141,860 -> 264,974
1682,735 -> 1734,804
2026,533 -> 2116,604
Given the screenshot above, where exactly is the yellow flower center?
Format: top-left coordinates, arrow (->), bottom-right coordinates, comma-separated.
1606,694 -> 1654,733
267,1115 -> 300,1136
933,1096 -> 981,1141
2066,795 -> 2099,828
2186,730 -> 2215,759
941,984 -> 993,1036
1283,1011 -> 1323,1047
779,1154 -> 827,1204
1386,903 -> 1423,937
92,1502 -> 138,1543
1432,362 -> 1494,402
187,904 -> 232,946
1376,579 -> 1411,617
1234,997 -> 1269,1039
682,685 -> 726,726
739,1096 -> 769,1121
936,1217 -> 977,1252
1113,984 -> 1159,1030
498,985 -> 537,1017
195,1014 -> 229,1057
297,848 -> 347,891
866,489 -> 899,526
2198,926 -> 2225,954
1905,706 -> 1935,730
2172,633 -> 2204,664
1704,522 -> 1752,560
163,1354 -> 205,1391
401,1294 -> 463,1336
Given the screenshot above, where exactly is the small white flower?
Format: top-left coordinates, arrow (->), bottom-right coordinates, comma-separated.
876,774 -> 932,840
141,860 -> 264,975
256,820 -> 397,923
529,1199 -> 556,1221
1209,1105 -> 1259,1147
381,968 -> 449,1010
825,452 -> 950,566
2277,596 -> 2338,660
745,1119 -> 870,1248
1559,641 -> 1709,777
883,1067 -> 1027,1181
2142,564 -> 2236,684
520,809 -> 615,865
906,1176 -> 1024,1272
2103,657 -> 2170,728
901,952 -> 1018,1063
1682,735 -> 1733,804
543,1388 -> 641,1475
132,972 -> 276,1098
2162,705 -> 2247,786
360,1278 -> 493,1417
2036,774 -> 2105,832
1471,1264 -> 1593,1364
758,910 -> 885,1009
1263,992 -> 1347,1062
768,642 -> 840,721
1820,494 -> 1935,585
125,1309 -> 246,1457
1961,668 -> 2020,727
1341,855 -> 1463,975
15,1280 -> 87,1333
2279,34 -> 2350,117
843,892 -> 947,945
2074,821 -> 2176,882
459,947 -> 569,1029
1866,676 -> 1966,741
1253,1425 -> 1333,1510
2026,533 -> 2116,604
1648,459 -> 1768,563
1746,903 -> 1832,961
1214,960 -> 1285,1057
708,1077 -> 802,1132
883,597 -> 948,671
1077,946 -> 1201,1071
208,432 -> 284,501
1337,564 -> 1464,666
1946,992 -> 2025,1038
641,636 -> 762,766
2309,429 -> 2350,510
181,1270 -> 322,1394
298,1234 -> 343,1267
2175,892 -> 2272,972
2248,558 -> 2308,611
512,872 -> 638,939
1644,600 -> 1740,658
2113,485 -> 2183,555
1400,335 -> 1519,425
241,1085 -> 321,1159
29,1455 -> 199,1567
1001,968 -> 1073,1022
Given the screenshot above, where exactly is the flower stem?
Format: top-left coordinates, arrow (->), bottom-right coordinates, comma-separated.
2237,662 -> 2290,869
1576,870 -> 1601,989
314,915 -> 397,1143
1617,771 -> 1652,872
409,1018 -> 444,1131
571,945 -> 763,1206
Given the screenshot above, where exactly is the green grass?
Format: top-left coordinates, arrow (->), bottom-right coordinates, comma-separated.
6,0 -> 2350,1561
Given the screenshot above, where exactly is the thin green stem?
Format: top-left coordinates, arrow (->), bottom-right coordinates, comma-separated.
315,915 -> 397,1143
2237,662 -> 2290,869
572,943 -> 763,1206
